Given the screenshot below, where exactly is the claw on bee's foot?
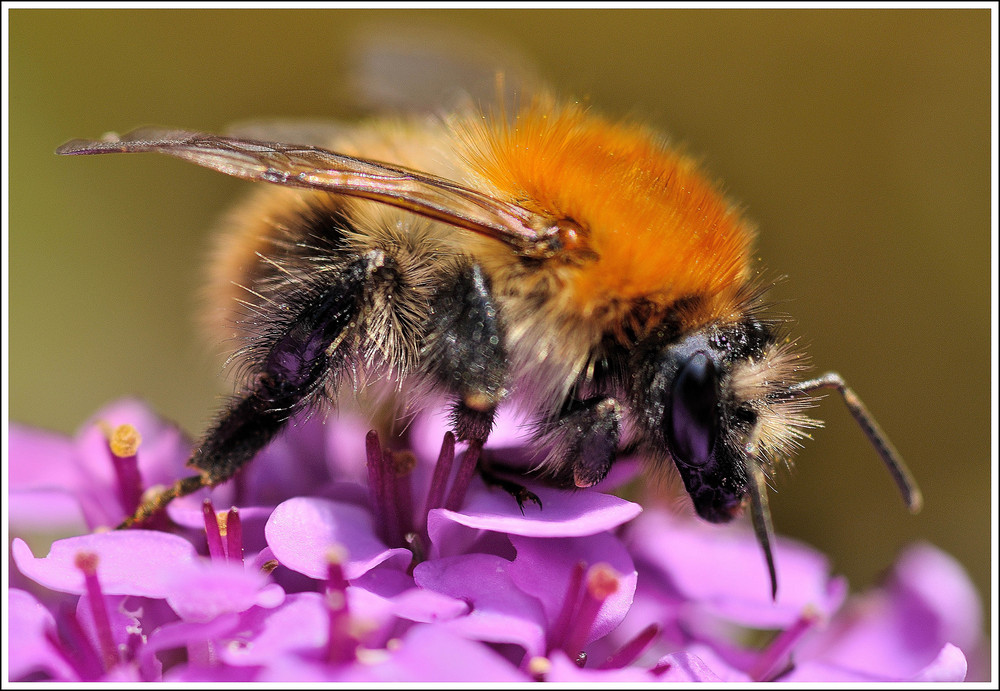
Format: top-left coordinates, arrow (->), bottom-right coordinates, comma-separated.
476,456 -> 543,513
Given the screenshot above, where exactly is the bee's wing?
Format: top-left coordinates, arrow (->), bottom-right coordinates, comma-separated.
223,118 -> 355,148
56,128 -> 561,258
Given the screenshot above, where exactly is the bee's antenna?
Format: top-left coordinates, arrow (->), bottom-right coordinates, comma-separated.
747,459 -> 778,601
791,372 -> 923,514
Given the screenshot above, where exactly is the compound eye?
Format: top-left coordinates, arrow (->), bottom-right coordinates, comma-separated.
668,351 -> 719,467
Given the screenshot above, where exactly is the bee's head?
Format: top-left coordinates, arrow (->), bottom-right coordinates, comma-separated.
631,317 -> 817,523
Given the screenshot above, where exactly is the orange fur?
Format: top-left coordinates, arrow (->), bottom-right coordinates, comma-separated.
459,98 -> 755,335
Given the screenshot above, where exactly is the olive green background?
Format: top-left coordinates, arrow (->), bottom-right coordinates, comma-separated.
8,9 -> 992,622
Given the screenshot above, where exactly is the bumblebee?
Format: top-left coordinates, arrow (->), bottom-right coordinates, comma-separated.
57,90 -> 920,596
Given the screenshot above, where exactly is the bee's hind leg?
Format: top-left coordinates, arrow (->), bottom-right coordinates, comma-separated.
117,250 -> 381,529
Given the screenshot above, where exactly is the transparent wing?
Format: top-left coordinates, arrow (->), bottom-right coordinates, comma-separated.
223,118 -> 354,148
56,128 -> 561,257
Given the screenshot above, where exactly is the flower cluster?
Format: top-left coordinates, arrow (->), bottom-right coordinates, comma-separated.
8,398 -> 986,681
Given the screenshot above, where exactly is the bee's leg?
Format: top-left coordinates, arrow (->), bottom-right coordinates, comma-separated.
118,251 -> 380,529
476,456 -> 544,512
425,263 -> 508,429
538,396 -> 623,488
422,263 -> 514,509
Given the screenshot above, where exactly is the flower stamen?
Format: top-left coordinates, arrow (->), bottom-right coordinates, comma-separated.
49,605 -> 103,681
365,430 -> 398,546
107,424 -> 144,516
562,563 -> 621,663
324,547 -> 356,665
748,606 -> 822,681
444,439 -> 484,511
225,507 -> 243,565
73,552 -> 119,672
423,432 -> 455,527
201,499 -> 226,561
528,656 -> 551,681
549,561 -> 586,652
389,449 -> 416,541
599,622 -> 660,669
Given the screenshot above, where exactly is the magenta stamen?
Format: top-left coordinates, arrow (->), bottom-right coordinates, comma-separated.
365,430 -> 391,544
74,552 -> 119,672
748,607 -> 821,681
390,449 -> 416,542
325,553 -> 355,664
651,659 -> 673,675
549,561 -> 586,651
562,563 -> 621,661
326,553 -> 349,592
201,499 -> 225,561
598,622 -> 660,669
49,606 -> 103,681
444,439 -> 483,511
225,507 -> 243,565
423,432 -> 455,525
380,448 -> 402,548
107,425 -> 144,517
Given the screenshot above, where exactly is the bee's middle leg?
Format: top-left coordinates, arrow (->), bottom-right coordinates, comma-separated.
422,262 -> 522,507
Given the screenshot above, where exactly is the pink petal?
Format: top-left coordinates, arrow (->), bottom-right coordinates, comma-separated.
264,497 -> 411,579
627,509 -> 843,628
12,532 -> 197,597
7,588 -> 77,680
413,553 -> 548,658
430,486 -> 641,539
508,532 -> 636,641
910,643 -> 968,682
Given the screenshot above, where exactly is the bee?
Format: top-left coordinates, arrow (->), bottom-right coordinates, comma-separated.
57,86 -> 921,597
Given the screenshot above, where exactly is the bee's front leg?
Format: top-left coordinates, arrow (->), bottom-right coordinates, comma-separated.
536,396 -> 624,488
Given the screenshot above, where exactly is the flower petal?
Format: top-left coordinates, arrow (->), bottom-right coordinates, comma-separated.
626,509 -> 843,628
791,542 -> 981,681
7,588 -> 77,681
164,560 -> 284,622
889,542 -> 982,656
413,553 -> 548,659
264,497 -> 411,579
508,533 -> 636,641
910,643 -> 968,682
542,650 -> 653,681
8,424 -> 82,487
360,623 -> 530,681
430,486 -> 641,539
9,489 -> 89,538
219,592 -> 329,665
11,532 -> 197,597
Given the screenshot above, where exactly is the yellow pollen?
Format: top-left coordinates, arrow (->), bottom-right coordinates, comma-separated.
528,656 -> 552,677
586,562 -> 621,599
109,424 -> 142,458
215,512 -> 228,537
325,544 -> 349,565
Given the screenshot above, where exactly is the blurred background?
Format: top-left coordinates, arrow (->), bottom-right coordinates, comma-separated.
8,9 -> 992,626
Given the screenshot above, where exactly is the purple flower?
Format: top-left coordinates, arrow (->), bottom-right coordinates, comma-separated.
9,398 -> 191,535
7,398 -> 984,681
